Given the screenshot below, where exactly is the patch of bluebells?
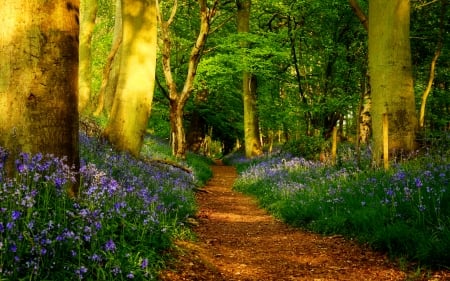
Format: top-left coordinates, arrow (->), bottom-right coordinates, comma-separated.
234,149 -> 450,264
0,134 -> 197,280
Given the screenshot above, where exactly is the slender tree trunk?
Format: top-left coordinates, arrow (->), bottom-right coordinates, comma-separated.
419,0 -> 446,129
104,0 -> 157,156
237,0 -> 263,158
369,0 -> 417,164
0,0 -> 80,194
158,0 -> 217,158
78,0 -> 98,114
94,0 -> 122,117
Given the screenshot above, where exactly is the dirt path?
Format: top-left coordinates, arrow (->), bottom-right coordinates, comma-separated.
159,162 -> 450,281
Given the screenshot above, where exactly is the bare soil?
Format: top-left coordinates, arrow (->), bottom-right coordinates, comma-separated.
159,161 -> 450,281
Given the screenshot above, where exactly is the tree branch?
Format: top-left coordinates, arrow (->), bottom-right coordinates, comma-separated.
348,0 -> 368,31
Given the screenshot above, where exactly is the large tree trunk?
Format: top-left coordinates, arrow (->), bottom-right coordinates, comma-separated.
104,0 -> 157,156
237,0 -> 263,158
0,0 -> 80,194
78,0 -> 98,114
368,0 -> 417,164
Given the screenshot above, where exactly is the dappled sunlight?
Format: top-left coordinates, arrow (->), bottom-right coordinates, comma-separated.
208,211 -> 273,223
161,162 -> 414,281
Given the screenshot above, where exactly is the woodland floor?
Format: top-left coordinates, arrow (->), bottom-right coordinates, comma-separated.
159,161 -> 450,281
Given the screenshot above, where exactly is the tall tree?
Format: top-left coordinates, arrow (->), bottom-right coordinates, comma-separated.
78,0 -> 98,113
158,0 -> 218,158
369,0 -> 417,164
103,0 -> 158,157
0,0 -> 80,193
237,0 -> 262,158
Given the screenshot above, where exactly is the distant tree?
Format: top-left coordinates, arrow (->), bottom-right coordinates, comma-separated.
417,0 -> 447,129
0,0 -> 80,194
369,0 -> 417,164
237,0 -> 262,158
103,0 -> 158,156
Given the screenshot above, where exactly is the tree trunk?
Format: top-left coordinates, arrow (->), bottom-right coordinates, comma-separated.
368,0 -> 417,164
170,101 -> 186,158
104,0 -> 157,157
0,0 -> 80,194
237,0 -> 263,158
94,0 -> 122,117
158,0 -> 217,158
419,0 -> 446,129
78,0 -> 98,114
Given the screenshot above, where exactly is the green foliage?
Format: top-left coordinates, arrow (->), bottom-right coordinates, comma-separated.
233,147 -> 450,267
281,135 -> 327,160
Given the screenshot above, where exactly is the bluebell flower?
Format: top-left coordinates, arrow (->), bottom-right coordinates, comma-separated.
111,266 -> 121,276
141,258 -> 148,269
11,210 -> 21,221
415,177 -> 423,188
105,239 -> 116,252
9,244 -> 17,253
75,266 -> 88,279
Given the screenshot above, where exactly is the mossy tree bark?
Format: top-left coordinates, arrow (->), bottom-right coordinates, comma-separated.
0,0 -> 80,195
368,0 -> 417,164
237,0 -> 263,158
104,0 -> 158,157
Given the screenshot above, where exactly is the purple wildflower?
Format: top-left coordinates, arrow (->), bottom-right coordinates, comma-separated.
141,258 -> 148,269
415,178 -> 423,188
11,210 -> 21,221
75,266 -> 88,279
105,239 -> 116,252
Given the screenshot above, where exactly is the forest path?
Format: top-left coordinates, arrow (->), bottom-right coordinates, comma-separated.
159,161 -> 447,281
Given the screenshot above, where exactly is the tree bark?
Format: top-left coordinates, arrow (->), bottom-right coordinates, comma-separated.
368,0 -> 417,164
104,0 -> 158,157
78,0 -> 98,114
158,0 -> 217,158
348,0 -> 368,31
94,0 -> 122,117
0,0 -> 80,194
237,0 -> 263,158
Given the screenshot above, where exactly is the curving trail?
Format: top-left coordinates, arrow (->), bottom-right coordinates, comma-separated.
159,161 -> 449,281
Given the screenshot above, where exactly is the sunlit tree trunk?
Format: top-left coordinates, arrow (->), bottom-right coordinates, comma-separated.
94,0 -> 122,117
158,0 -> 217,158
419,0 -> 446,129
368,0 -> 417,164
104,0 -> 157,156
0,0 -> 80,194
78,0 -> 98,114
237,0 -> 263,158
